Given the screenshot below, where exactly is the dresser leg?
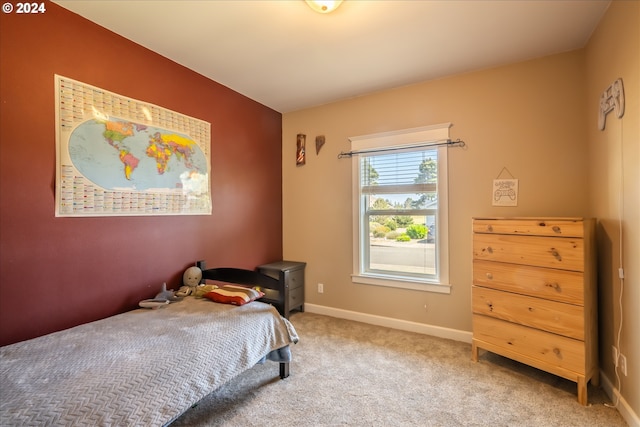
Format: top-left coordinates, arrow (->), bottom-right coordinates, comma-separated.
577,376 -> 588,406
471,340 -> 479,362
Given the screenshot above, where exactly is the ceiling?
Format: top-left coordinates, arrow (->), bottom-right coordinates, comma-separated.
53,0 -> 610,113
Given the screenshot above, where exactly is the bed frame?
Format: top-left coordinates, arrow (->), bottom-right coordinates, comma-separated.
0,267 -> 297,426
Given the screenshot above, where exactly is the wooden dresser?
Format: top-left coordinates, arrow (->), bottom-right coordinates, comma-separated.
471,217 -> 597,405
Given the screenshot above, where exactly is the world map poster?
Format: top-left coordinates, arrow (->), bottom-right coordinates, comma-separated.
55,75 -> 212,217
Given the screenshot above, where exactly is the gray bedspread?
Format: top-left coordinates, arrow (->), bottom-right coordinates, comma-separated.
0,297 -> 298,426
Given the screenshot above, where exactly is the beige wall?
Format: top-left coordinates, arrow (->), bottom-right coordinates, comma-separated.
586,0 -> 639,419
283,1 -> 638,419
283,49 -> 589,333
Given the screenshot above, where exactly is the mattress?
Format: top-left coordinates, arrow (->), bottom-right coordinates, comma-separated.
0,297 -> 298,426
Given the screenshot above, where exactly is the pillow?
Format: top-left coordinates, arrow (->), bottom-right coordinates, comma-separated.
203,285 -> 265,306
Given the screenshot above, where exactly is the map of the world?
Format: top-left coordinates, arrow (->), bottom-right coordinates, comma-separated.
69,118 -> 208,192
55,75 -> 211,217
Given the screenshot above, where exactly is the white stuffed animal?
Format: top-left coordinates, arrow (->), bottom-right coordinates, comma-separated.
176,266 -> 202,297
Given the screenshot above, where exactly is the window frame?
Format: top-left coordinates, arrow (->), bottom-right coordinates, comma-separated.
350,123 -> 451,294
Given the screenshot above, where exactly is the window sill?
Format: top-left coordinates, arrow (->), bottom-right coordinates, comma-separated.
351,274 -> 451,294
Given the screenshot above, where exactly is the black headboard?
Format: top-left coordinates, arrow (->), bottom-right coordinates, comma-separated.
200,267 -> 280,290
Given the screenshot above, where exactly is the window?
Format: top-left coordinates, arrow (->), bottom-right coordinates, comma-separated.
350,124 -> 451,294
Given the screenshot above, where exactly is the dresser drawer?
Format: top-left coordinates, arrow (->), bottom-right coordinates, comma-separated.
473,315 -> 585,374
286,268 -> 304,290
289,285 -> 303,308
473,218 -> 585,237
472,260 -> 584,305
473,287 -> 584,340
473,234 -> 584,271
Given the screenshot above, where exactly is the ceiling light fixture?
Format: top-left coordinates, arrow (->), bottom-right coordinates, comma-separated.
305,0 -> 343,14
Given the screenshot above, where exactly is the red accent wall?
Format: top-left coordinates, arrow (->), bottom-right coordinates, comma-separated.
0,2 -> 283,346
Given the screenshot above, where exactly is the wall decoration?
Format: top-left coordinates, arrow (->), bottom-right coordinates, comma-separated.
315,135 -> 326,155
492,167 -> 518,207
598,78 -> 625,130
296,133 -> 306,166
55,75 -> 211,217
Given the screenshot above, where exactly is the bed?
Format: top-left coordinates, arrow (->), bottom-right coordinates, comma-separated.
0,267 -> 298,426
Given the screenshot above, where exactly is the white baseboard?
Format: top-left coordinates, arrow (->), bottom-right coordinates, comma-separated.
601,371 -> 640,427
303,303 -> 472,343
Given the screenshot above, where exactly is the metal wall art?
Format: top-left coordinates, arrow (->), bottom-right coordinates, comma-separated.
315,135 -> 325,154
598,78 -> 625,130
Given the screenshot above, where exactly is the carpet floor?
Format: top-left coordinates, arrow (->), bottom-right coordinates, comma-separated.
171,311 -> 626,426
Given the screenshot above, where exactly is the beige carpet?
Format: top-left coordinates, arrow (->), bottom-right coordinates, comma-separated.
171,312 -> 626,426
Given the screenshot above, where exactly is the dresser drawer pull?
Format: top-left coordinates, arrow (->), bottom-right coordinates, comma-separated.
486,247 -> 493,254
486,225 -> 493,232
552,225 -> 561,233
553,348 -> 562,359
486,272 -> 493,280
550,249 -> 562,261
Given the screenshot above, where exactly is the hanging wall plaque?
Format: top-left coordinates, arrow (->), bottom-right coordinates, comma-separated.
492,167 -> 518,207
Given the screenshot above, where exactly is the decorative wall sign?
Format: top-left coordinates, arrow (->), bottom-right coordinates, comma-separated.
493,179 -> 519,206
55,75 -> 211,217
492,167 -> 518,207
598,78 -> 625,130
296,134 -> 306,166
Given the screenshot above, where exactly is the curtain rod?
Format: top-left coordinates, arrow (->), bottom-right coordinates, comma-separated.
337,138 -> 465,159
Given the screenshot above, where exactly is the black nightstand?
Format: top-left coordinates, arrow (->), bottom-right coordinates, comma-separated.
258,261 -> 306,319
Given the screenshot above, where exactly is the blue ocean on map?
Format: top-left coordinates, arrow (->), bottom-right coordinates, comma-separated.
68,118 -> 208,192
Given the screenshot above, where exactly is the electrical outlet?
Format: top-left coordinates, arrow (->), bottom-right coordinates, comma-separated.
619,354 -> 628,376
317,283 -> 324,294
